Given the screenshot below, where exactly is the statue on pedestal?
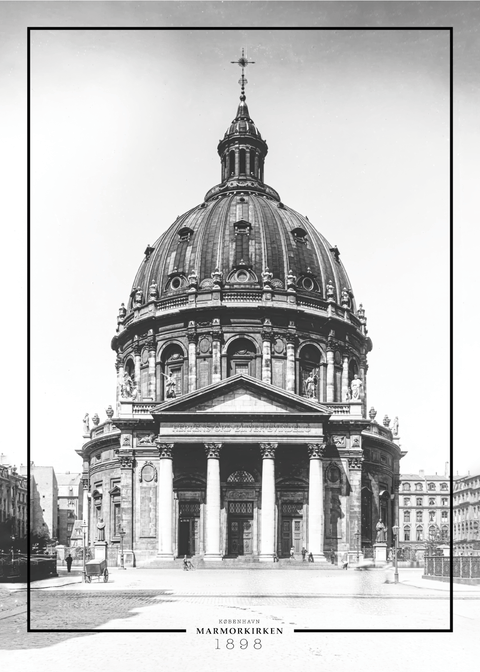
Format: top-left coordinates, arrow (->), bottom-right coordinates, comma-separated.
97,518 -> 105,542
148,280 -> 159,301
350,374 -> 363,400
375,520 -> 387,543
392,416 -> 399,436
82,413 -> 90,434
162,371 -> 176,398
326,279 -> 335,301
304,371 -> 318,398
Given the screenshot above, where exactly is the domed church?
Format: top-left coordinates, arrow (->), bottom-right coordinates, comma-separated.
79,53 -> 403,567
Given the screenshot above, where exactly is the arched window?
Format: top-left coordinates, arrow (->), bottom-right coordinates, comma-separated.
429,511 -> 436,522
160,344 -> 185,400
415,483 -> 423,491
227,338 -> 256,377
416,511 -> 423,522
299,344 -> 322,400
250,149 -> 256,175
440,483 -> 448,491
404,526 -> 411,542
239,149 -> 246,174
403,483 -> 411,491
404,510 -> 410,522
229,150 -> 235,176
416,526 -> 423,541
428,482 -> 436,491
429,498 -> 435,506
441,526 -> 449,540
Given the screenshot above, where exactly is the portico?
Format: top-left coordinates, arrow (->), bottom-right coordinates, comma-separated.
151,374 -> 331,561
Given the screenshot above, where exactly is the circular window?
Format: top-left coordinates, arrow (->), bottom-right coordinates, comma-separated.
235,270 -> 249,282
302,277 -> 314,291
171,277 -> 182,290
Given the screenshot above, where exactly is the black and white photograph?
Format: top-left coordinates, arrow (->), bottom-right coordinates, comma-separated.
0,1 -> 478,669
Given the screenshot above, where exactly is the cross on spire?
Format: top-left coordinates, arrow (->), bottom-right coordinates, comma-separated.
231,48 -> 255,100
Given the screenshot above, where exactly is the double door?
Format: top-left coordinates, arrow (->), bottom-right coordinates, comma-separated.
178,518 -> 199,557
281,518 -> 303,556
228,518 -> 253,556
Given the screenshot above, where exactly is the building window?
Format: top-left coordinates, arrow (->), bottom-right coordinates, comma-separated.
442,498 -> 448,506
416,497 -> 423,507
404,497 -> 410,506
404,511 -> 410,522
299,344 -> 322,400
441,526 -> 449,540
441,511 -> 448,521
227,337 -> 256,378
415,483 -> 423,491
429,511 -> 436,522
239,149 -> 246,174
416,526 -> 423,541
404,526 -> 411,541
416,511 -> 423,522
403,483 -> 411,491
429,498 -> 435,506
440,483 -> 448,491
161,345 -> 185,399
428,483 -> 436,491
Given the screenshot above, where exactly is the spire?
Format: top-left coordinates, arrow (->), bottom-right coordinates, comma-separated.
231,48 -> 255,102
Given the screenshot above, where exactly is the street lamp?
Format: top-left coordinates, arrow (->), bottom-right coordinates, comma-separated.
355,530 -> 360,563
119,527 -> 126,570
392,524 -> 399,584
81,520 -> 88,583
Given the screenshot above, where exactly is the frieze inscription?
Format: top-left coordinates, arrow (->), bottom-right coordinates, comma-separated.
163,422 -> 320,435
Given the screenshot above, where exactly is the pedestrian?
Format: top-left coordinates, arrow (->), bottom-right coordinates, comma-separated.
66,553 -> 73,573
273,552 -> 279,562
183,555 -> 190,571
342,551 -> 349,570
301,546 -> 307,561
308,552 -> 314,562
290,546 -> 295,560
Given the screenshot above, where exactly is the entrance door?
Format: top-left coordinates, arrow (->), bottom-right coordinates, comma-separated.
281,518 -> 303,556
178,518 -> 199,556
228,518 -> 252,556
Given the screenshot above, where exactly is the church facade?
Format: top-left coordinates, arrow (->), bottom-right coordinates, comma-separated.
78,56 -> 403,566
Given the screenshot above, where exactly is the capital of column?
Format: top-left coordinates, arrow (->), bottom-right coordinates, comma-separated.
347,456 -> 363,470
204,443 -> 223,459
120,454 -> 134,469
156,442 -> 174,459
115,354 -> 123,371
187,331 -> 198,343
307,443 -> 326,459
133,341 -> 141,356
146,337 -> 156,352
82,477 -> 89,490
259,443 -> 278,459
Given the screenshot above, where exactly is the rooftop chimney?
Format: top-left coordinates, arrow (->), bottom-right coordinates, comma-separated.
419,469 -> 425,478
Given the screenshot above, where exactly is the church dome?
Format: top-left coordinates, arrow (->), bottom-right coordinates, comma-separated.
128,193 -> 355,310
125,77 -> 357,315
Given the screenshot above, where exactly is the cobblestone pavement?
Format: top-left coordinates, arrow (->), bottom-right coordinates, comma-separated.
0,570 -> 478,670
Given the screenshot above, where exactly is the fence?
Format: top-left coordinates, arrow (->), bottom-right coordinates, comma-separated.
424,555 -> 480,582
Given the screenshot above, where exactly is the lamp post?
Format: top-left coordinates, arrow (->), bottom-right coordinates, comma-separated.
81,520 -> 88,583
392,524 -> 399,584
355,530 -> 360,563
119,528 -> 126,570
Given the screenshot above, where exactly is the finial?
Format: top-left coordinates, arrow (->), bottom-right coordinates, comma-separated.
231,48 -> 255,100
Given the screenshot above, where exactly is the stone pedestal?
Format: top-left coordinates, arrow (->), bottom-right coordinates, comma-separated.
374,542 -> 387,564
94,542 -> 107,561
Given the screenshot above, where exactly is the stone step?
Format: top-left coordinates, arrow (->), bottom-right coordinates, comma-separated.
134,557 -> 343,570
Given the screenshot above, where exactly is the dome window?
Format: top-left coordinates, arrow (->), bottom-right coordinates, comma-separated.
239,149 -> 246,174
178,227 -> 193,242
166,272 -> 187,292
302,277 -> 315,291
292,228 -> 308,244
234,220 -> 252,236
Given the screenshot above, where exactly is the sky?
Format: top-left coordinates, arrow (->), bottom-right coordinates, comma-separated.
1,1 -> 478,479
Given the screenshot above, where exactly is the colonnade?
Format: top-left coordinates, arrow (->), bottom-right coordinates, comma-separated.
155,441 -> 326,562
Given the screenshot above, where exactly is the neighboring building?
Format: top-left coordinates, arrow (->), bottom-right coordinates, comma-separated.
56,472 -> 81,547
453,474 -> 480,554
398,470 -> 451,560
29,464 -> 58,541
0,464 -> 28,543
78,56 -> 404,567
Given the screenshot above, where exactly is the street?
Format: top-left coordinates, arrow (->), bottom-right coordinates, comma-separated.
0,568 -> 478,670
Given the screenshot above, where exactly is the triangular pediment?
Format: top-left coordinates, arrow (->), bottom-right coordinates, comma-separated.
152,374 -> 331,416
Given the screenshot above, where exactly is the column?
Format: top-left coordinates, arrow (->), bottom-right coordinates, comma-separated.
134,344 -> 141,400
286,336 -> 296,393
81,475 -> 89,540
157,443 -> 174,560
235,148 -> 240,176
319,363 -> 326,402
259,443 -> 277,561
341,355 -> 349,402
246,148 -> 251,175
359,355 -> 368,417
115,355 -> 124,407
262,335 -> 272,384
212,338 -> 221,384
188,333 -> 197,392
326,349 -> 335,403
254,152 -> 259,178
307,443 -> 327,561
120,452 -> 134,552
203,443 -> 223,561
148,340 -> 156,401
